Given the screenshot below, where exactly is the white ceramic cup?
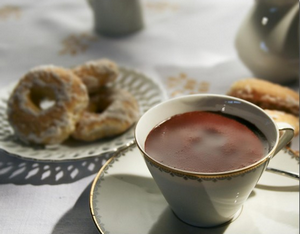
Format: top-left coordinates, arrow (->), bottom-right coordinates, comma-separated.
135,94 -> 294,227
88,0 -> 144,37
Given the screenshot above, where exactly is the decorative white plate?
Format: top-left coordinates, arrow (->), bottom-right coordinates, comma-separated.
90,145 -> 299,234
0,67 -> 165,161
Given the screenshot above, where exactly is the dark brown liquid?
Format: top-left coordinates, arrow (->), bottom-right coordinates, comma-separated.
145,111 -> 269,173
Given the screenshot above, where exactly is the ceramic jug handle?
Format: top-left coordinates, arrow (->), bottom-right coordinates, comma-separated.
87,0 -> 94,7
273,122 -> 294,156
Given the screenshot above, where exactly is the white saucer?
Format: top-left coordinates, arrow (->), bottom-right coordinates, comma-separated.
0,67 -> 165,162
90,145 -> 299,234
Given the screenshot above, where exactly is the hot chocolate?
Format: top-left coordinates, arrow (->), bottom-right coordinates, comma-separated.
145,111 -> 269,173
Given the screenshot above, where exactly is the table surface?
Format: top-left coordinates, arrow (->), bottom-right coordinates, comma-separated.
0,1 -> 298,234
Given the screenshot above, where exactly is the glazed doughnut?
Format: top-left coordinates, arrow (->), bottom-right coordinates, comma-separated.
264,109 -> 299,136
227,78 -> 299,116
72,87 -> 139,141
7,65 -> 89,145
72,59 -> 119,94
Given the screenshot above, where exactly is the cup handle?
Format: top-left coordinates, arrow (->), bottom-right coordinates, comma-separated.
272,122 -> 294,156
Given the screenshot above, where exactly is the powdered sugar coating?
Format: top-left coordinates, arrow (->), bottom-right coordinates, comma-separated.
72,59 -> 119,94
227,78 -> 299,116
7,65 -> 88,145
72,87 -> 140,141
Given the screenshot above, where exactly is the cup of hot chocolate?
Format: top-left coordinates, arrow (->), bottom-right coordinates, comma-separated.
135,94 -> 294,227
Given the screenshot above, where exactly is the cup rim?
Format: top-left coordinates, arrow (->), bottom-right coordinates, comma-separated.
135,94 -> 279,178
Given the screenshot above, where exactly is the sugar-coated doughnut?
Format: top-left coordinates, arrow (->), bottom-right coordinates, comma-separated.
264,109 -> 299,136
72,59 -> 119,94
227,78 -> 299,116
72,87 -> 139,141
7,65 -> 89,145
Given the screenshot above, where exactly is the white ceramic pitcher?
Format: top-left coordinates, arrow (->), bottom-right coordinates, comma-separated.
235,0 -> 298,84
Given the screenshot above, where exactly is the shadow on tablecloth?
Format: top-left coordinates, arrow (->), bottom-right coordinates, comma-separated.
0,149 -> 111,185
51,181 -> 100,234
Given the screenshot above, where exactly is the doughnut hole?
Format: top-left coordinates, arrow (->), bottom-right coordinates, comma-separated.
87,91 -> 113,114
29,86 -> 57,112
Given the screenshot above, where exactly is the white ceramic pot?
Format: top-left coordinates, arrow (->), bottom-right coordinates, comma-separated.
235,0 -> 298,84
88,0 -> 144,37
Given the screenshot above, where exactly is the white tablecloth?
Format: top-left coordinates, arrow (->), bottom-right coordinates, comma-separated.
0,1 -> 298,234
